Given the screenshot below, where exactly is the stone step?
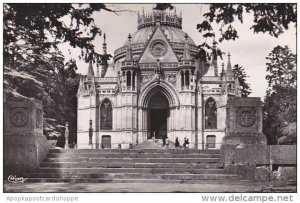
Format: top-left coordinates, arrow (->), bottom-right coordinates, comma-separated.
161,174 -> 238,180
29,173 -> 162,179
34,168 -> 226,174
47,153 -> 220,159
27,173 -> 237,183
49,149 -> 220,154
26,178 -> 182,183
43,157 -> 220,164
40,162 -> 222,169
27,174 -> 238,183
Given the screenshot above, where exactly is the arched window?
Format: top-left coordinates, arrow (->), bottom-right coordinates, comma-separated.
185,70 -> 190,86
100,99 -> 112,130
205,98 -> 217,129
132,71 -> 136,89
181,71 -> 184,88
126,71 -> 131,86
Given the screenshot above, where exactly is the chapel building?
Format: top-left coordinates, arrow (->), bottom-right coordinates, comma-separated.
77,9 -> 241,149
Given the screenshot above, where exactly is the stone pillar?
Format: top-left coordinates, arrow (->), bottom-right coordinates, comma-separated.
221,97 -> 268,181
4,98 -> 49,178
134,72 -> 137,91
222,97 -> 267,146
131,70 -> 133,91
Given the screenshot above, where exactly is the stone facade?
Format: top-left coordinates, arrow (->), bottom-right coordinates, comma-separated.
77,9 -> 241,149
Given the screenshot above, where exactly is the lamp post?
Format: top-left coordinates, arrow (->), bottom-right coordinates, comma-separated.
65,122 -> 69,149
89,120 -> 93,147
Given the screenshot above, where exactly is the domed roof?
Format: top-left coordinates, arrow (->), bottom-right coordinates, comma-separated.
123,25 -> 196,46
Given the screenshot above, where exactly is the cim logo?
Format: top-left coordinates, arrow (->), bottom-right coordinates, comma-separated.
7,175 -> 27,183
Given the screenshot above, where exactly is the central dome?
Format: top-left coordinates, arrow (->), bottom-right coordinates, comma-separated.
123,25 -> 196,46
114,9 -> 199,62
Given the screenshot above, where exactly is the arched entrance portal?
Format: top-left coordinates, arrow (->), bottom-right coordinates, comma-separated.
148,92 -> 170,139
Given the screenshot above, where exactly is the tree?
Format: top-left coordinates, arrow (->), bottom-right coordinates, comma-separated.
3,3 -> 115,143
4,3 -> 114,67
154,3 -> 296,62
263,46 -> 296,145
232,64 -> 251,97
196,3 -> 296,61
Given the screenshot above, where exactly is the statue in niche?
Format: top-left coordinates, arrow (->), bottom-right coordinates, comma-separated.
154,58 -> 164,83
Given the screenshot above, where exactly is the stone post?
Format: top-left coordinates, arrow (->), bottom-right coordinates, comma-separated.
221,97 -> 268,181
65,122 -> 69,149
4,98 -> 49,178
89,120 -> 93,146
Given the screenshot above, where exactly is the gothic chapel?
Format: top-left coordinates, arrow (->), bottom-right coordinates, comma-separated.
77,9 -> 241,149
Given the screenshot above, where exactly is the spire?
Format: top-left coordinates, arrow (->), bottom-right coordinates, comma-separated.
87,61 -> 94,76
103,33 -> 107,55
125,33 -> 133,62
226,52 -> 233,76
204,62 -> 216,77
96,65 -> 100,77
78,76 -> 85,92
182,33 -> 191,61
212,40 -> 218,76
221,62 -> 226,78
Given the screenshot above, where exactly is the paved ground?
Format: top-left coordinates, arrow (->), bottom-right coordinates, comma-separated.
4,181 -> 296,193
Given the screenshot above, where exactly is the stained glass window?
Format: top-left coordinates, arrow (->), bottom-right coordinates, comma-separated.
205,98 -> 217,129
100,99 -> 112,130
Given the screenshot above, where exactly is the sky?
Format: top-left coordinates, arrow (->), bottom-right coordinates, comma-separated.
62,3 -> 297,100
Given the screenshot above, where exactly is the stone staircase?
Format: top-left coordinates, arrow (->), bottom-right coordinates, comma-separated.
27,147 -> 239,183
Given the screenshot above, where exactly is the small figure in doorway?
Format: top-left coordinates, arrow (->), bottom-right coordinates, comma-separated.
186,138 -> 190,148
183,137 -> 187,148
175,137 -> 180,148
162,136 -> 166,146
165,136 -> 169,148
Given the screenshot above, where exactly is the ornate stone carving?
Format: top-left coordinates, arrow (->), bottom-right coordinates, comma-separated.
237,107 -> 256,127
141,75 -> 153,85
10,108 -> 29,127
150,39 -> 167,57
167,75 -> 176,85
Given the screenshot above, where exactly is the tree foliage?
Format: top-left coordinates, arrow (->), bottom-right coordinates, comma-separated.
232,64 -> 251,97
265,45 -> 296,88
198,4 -> 296,42
3,3 -> 114,143
4,3 -> 112,68
263,46 -> 296,145
196,3 -> 296,62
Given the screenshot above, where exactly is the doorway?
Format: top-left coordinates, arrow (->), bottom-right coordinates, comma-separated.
148,91 -> 169,139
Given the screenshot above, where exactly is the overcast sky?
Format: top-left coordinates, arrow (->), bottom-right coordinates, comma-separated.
64,4 -> 296,99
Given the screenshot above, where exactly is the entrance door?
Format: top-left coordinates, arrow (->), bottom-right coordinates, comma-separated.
148,91 -> 169,139
150,109 -> 167,139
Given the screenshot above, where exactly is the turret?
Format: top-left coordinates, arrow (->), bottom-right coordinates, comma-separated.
121,33 -> 137,92
178,33 -> 195,91
182,33 -> 191,62
124,33 -> 133,62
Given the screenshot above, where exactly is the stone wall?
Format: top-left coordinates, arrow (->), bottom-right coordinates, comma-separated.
221,97 -> 296,183
221,144 -> 296,182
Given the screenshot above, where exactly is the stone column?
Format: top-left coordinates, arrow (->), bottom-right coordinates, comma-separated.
134,72 -> 137,91
131,70 -> 133,91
